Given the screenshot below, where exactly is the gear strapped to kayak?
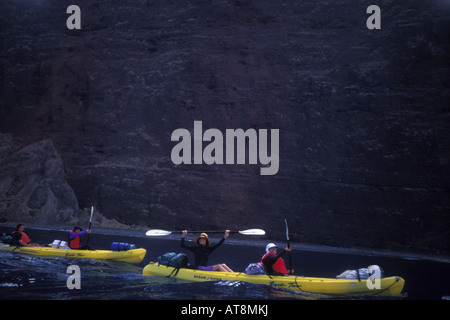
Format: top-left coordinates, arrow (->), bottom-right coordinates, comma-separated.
156,252 -> 190,277
157,252 -> 189,268
111,242 -> 136,251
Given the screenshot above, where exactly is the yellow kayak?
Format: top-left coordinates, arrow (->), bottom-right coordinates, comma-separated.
0,244 -> 146,264
142,262 -> 405,296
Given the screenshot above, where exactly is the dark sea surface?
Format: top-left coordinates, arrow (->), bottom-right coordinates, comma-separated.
1,225 -> 449,303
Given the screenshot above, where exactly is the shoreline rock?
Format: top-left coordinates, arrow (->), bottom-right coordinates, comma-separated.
0,136 -> 79,225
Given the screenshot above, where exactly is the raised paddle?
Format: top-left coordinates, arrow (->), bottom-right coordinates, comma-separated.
285,219 -> 293,274
86,206 -> 94,245
145,228 -> 265,237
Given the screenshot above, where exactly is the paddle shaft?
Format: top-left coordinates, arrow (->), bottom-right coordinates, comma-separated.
172,230 -> 238,234
87,206 -> 94,244
285,219 -> 293,274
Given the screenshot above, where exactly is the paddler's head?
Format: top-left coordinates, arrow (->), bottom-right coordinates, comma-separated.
265,243 -> 278,254
195,233 -> 210,246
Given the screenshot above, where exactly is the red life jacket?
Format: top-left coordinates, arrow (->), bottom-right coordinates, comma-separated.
15,231 -> 31,244
261,252 -> 289,275
68,232 -> 80,249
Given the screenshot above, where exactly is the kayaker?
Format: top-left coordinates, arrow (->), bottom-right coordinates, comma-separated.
181,230 -> 233,272
261,243 -> 294,276
11,223 -> 40,247
67,226 -> 92,250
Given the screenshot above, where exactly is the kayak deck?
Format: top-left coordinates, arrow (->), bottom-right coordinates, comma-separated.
0,245 -> 146,264
143,262 -> 405,296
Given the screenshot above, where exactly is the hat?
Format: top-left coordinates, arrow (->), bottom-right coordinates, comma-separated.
265,243 -> 277,253
73,226 -> 83,231
195,233 -> 210,246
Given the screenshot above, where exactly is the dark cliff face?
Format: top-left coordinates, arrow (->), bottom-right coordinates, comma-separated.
1,0 -> 449,254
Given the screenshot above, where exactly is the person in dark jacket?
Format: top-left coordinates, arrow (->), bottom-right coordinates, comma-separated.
181,230 -> 233,272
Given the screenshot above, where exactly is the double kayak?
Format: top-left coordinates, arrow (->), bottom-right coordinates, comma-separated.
142,262 -> 405,296
0,244 -> 146,264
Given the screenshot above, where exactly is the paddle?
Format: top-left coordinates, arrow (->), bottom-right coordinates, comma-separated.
145,228 -> 265,237
86,206 -> 94,245
285,219 -> 293,274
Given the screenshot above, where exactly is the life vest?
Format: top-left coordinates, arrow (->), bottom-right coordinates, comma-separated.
261,252 -> 288,275
12,231 -> 31,245
67,232 -> 80,249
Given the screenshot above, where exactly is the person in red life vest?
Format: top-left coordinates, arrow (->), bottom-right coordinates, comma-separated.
11,223 -> 40,247
67,226 -> 92,250
261,243 -> 294,276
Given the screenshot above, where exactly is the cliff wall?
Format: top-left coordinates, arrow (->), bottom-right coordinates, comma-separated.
1,0 -> 449,254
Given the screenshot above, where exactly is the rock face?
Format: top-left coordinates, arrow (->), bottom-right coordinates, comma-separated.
0,0 -> 449,254
0,134 -> 79,224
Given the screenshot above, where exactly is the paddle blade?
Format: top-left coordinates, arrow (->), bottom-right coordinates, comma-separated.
284,219 -> 289,241
145,229 -> 172,236
238,229 -> 265,236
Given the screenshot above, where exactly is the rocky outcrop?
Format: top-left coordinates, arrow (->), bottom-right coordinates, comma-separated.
0,134 -> 79,224
0,0 -> 449,255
